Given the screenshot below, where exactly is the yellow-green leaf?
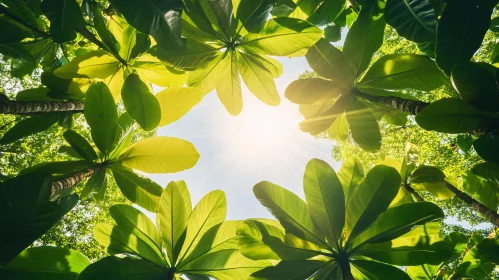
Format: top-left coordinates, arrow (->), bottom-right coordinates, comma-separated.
156,87 -> 204,127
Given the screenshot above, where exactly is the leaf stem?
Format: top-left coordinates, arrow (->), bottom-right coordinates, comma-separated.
404,183 -> 425,202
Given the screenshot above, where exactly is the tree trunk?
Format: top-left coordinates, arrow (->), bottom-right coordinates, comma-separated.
352,89 -> 429,115
444,181 -> 499,227
0,101 -> 84,115
51,166 -> 101,196
338,256 -> 354,280
404,184 -> 425,202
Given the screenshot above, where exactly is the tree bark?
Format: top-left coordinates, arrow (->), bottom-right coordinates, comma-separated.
352,89 -> 429,115
51,166 -> 101,196
404,183 -> 425,202
444,181 -> 499,228
0,101 -> 84,115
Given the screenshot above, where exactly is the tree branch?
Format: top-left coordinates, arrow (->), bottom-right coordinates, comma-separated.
404,183 -> 425,202
0,100 -> 84,114
352,88 -> 429,115
51,165 -> 102,196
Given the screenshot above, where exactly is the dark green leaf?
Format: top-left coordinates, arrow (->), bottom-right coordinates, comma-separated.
121,73 -> 161,131
78,256 -> 166,280
435,0 -> 496,75
306,0 -> 346,26
473,135 -> 499,165
235,0 -> 275,33
411,166 -> 445,183
0,114 -> 59,145
324,25 -> 341,42
92,5 -> 120,57
345,96 -> 382,152
385,0 -> 437,43
456,134 -> 474,153
81,168 -> 107,201
40,0 -> 85,43
351,260 -> 411,280
63,130 -> 98,162
462,170 -> 498,211
251,260 -> 326,280
471,162 -> 499,185
0,16 -> 31,45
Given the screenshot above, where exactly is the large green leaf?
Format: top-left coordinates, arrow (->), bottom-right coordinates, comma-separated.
93,223 -> 165,266
343,0 -> 385,77
474,135 -> 499,165
187,54 -> 223,94
415,98 -> 496,133
472,162 -> 499,185
158,181 -> 188,264
351,202 -> 444,248
63,130 -> 98,162
350,260 -> 411,280
177,190 -> 227,263
458,259 -> 496,280
132,55 -> 187,87
304,159 -> 344,251
305,38 -> 356,87
77,256 -> 166,280
0,114 -> 59,145
285,78 -> 342,105
121,73 -> 161,131
253,181 -> 325,246
234,0 -> 276,33
359,54 -> 447,91
0,16 -> 31,45
435,0 -> 496,75
411,166 -> 445,183
338,157 -> 364,205
237,219 -> 320,261
0,173 -> 78,265
306,0 -> 346,26
250,260 -> 326,280
216,51 -> 243,115
84,82 -> 118,154
108,0 -> 184,51
240,18 -> 322,56
0,246 -> 90,280
179,249 -> 269,280
40,0 -> 85,43
110,166 -> 163,212
345,165 -> 401,241
462,171 -> 498,211
92,5 -> 120,57
117,136 -> 199,174
345,97 -> 382,152
156,87 -> 204,126
150,39 -> 220,70
237,52 -> 280,106
451,62 -> 499,111
54,51 -> 120,80
385,0 -> 437,43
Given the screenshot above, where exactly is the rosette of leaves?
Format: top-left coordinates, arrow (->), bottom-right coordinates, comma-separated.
79,181 -> 269,280
238,158 -> 450,279
151,0 -> 323,115
24,82 -> 200,212
285,0 -> 448,152
407,232 -> 499,280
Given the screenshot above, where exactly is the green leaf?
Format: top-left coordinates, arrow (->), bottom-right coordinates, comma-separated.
156,87 -> 204,126
216,51 -> 243,116
234,0 -> 275,33
0,16 -> 31,45
54,50 -> 120,80
457,259 -> 496,280
92,5 -> 120,57
108,0 -> 184,51
187,54 -> 223,94
456,134 -> 474,153
111,166 -> 163,212
444,231 -> 468,262
157,181 -> 188,264
451,62 -> 499,111
327,113 -> 349,142
93,223 -> 165,266
435,0 -> 496,75
474,135 -> 499,165
0,247 -> 90,279
250,260 -> 326,280
240,18 -> 322,56
81,167 -> 107,201
285,78 -> 342,105
132,55 -> 187,87
343,0 -> 385,77
0,114 -> 58,145
351,260 -> 411,280
306,0 -> 346,26
359,54 -> 447,91
40,0 -> 85,43
179,249 -> 269,280
19,160 -> 93,176
109,204 -> 163,257
351,202 -> 444,248
304,159 -> 344,251
250,55 -> 283,78
77,256 -> 166,280
411,166 -> 445,183
237,52 -> 280,106
237,219 -> 320,261
324,25 -> 342,42
338,157 -> 364,205
462,171 -> 498,211
117,136 -> 199,174
177,190 -> 226,263
472,162 -> 499,185
121,73 -> 161,131
345,96 -> 382,152
84,82 -> 118,154
63,130 -> 98,162
385,0 -> 437,43
305,38 -> 356,87
150,39 -> 220,70
203,0 -> 232,38
253,181 -> 325,246
345,165 -> 401,241
415,98 -> 496,133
